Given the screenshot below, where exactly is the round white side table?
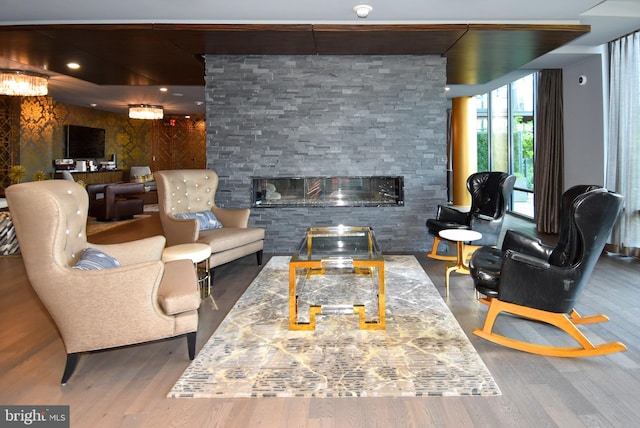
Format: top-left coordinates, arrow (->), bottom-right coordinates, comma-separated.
162,243 -> 217,308
438,229 -> 483,297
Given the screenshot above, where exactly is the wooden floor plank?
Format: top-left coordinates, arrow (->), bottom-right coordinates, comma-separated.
1,213 -> 640,427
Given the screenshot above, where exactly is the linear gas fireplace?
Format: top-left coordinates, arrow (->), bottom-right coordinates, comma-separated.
251,176 -> 404,208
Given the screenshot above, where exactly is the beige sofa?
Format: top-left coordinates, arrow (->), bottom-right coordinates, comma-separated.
155,169 -> 265,269
6,180 -> 200,384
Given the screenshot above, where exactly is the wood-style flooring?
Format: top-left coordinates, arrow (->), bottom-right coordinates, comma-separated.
1,212 -> 639,427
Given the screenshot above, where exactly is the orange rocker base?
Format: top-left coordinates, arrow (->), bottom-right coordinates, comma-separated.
474,297 -> 627,358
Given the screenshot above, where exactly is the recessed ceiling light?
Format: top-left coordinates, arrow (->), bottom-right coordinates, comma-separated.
90,103 -> 97,107
353,4 -> 373,18
66,62 -> 80,70
159,87 -> 168,92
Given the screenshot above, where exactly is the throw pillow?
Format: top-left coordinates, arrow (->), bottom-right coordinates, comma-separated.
132,173 -> 154,184
174,210 -> 223,231
73,248 -> 121,270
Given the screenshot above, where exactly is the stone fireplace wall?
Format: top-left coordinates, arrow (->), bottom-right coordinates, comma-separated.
204,55 -> 447,253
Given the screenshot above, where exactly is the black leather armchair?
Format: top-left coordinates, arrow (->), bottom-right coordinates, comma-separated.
469,186 -> 626,357
426,171 -> 516,260
470,184 -> 603,297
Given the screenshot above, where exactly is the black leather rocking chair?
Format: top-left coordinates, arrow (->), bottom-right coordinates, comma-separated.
469,186 -> 626,357
426,171 -> 516,261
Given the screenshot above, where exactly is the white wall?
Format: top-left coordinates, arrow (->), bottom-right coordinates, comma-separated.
562,51 -> 607,189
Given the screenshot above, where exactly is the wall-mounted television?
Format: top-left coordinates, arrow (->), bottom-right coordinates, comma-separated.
64,124 -> 106,159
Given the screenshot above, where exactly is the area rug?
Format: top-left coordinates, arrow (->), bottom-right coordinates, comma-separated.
168,255 -> 501,398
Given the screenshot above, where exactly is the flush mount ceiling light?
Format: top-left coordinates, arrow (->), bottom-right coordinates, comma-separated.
353,4 -> 373,18
128,104 -> 164,120
0,69 -> 48,96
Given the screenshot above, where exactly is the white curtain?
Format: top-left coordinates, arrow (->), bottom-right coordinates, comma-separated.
607,31 -> 640,256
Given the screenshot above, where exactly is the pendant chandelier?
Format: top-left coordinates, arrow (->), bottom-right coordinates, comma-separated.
128,104 -> 164,120
0,69 -> 49,96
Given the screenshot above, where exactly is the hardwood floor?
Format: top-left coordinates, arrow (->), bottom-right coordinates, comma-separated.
1,213 -> 639,427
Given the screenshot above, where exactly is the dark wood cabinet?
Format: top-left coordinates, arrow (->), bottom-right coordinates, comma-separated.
53,170 -> 124,185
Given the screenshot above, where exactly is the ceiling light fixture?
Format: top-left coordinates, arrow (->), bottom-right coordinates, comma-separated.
0,69 -> 48,96
353,4 -> 373,18
128,104 -> 164,120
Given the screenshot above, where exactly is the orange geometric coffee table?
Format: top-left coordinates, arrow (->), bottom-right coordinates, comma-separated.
289,226 -> 385,331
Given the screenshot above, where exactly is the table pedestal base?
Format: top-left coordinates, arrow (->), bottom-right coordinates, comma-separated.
444,242 -> 481,297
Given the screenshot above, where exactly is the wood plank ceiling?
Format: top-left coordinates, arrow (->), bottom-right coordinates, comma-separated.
0,23 -> 590,86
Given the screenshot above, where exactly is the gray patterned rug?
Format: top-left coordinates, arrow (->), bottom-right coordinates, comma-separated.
168,255 -> 500,398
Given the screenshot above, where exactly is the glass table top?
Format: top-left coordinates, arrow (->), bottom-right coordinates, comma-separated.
291,226 -> 383,266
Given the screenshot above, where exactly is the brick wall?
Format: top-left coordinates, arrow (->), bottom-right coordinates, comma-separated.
204,55 -> 447,253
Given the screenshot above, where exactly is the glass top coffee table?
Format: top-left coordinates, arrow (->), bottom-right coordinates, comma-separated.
289,226 -> 385,330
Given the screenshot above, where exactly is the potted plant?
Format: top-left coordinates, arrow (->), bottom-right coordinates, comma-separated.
8,165 -> 27,184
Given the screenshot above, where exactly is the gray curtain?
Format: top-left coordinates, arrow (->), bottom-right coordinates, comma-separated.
534,69 -> 564,233
606,31 -> 640,257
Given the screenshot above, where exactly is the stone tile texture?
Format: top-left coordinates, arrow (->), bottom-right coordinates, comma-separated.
205,55 -> 448,253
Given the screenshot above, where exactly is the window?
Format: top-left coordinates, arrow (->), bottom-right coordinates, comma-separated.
475,73 -> 536,217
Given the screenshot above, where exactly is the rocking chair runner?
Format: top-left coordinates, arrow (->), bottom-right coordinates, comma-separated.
469,187 -> 626,357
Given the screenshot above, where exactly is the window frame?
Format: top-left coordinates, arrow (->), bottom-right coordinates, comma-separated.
475,72 -> 537,218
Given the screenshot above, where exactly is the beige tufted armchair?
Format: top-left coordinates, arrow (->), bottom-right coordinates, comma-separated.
5,180 -> 200,384
155,169 -> 265,271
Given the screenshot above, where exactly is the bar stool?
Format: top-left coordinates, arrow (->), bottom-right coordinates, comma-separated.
162,243 -> 217,309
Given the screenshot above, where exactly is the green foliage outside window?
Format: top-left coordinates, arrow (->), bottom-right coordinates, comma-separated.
513,116 -> 534,189
474,73 -> 535,217
476,118 -> 533,188
477,131 -> 489,171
